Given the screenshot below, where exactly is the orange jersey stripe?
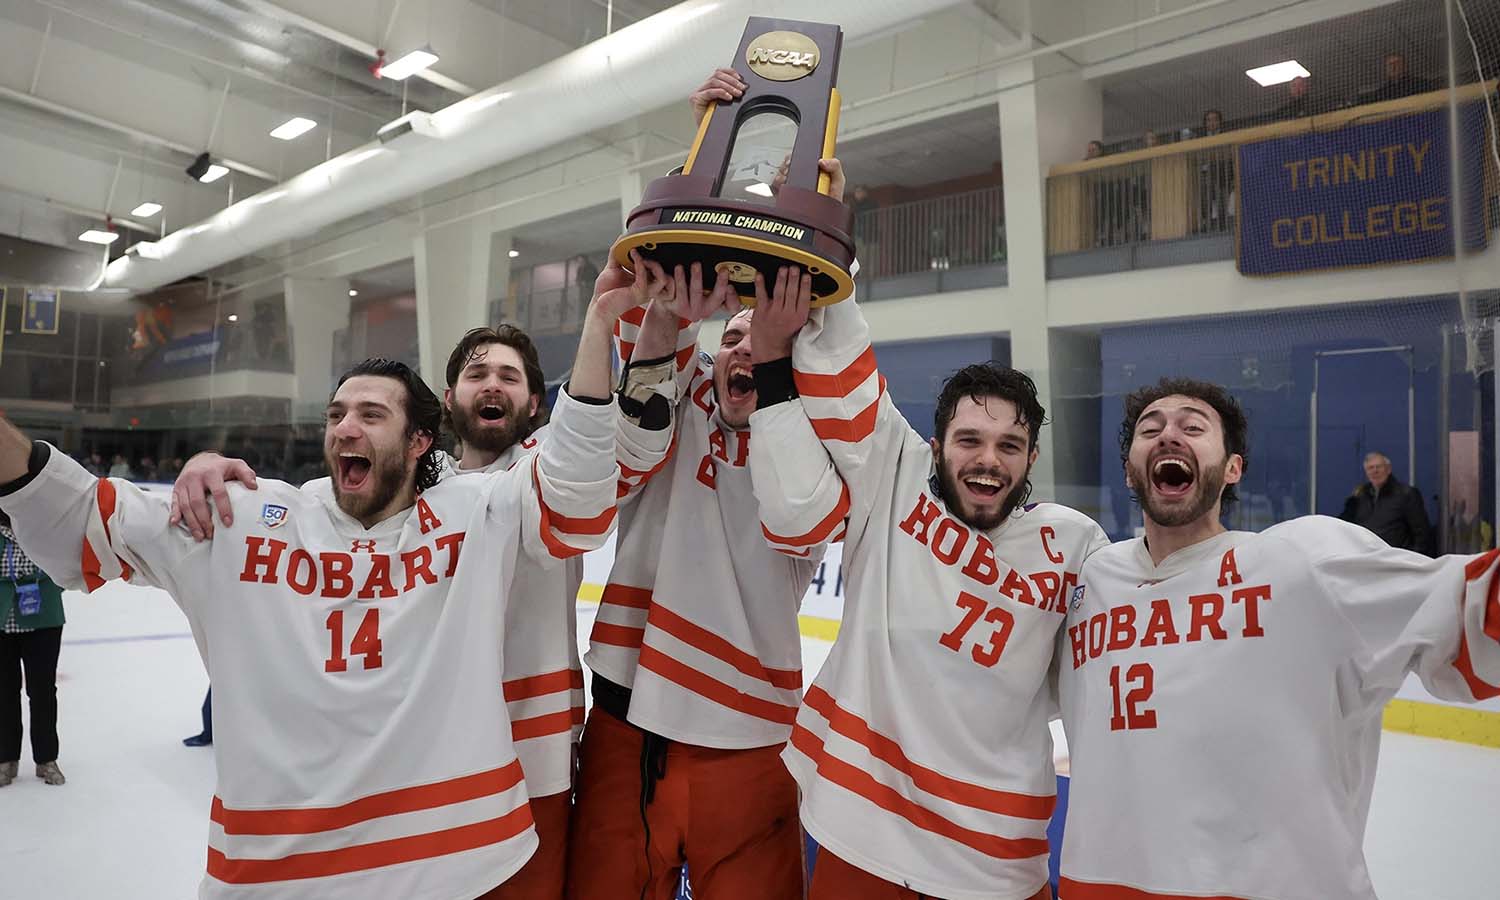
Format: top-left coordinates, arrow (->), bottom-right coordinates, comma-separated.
590,622 -> 644,650
600,584 -> 653,610
647,603 -> 801,691
802,686 -> 1055,820
1057,878 -> 1250,900
638,644 -> 798,725
807,377 -> 886,444
503,668 -> 584,703
789,724 -> 1048,861
511,706 -> 586,742
763,480 -> 850,548
1456,550 -> 1500,699
210,761 -> 525,836
793,346 -> 878,399
207,803 -> 533,884
531,458 -> 615,558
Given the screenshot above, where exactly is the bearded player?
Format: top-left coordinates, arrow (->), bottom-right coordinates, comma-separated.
747,249 -> 1108,900
0,257 -> 670,898
1057,378 -> 1500,900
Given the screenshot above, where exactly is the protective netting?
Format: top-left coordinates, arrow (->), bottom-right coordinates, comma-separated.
1034,0 -> 1500,549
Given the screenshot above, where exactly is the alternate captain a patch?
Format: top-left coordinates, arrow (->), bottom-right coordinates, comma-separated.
260,503 -> 290,529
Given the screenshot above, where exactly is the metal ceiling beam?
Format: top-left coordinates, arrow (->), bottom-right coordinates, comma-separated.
0,84 -> 277,183
235,0 -> 479,97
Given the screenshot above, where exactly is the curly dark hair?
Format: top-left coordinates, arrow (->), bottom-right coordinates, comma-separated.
443,325 -> 547,435
934,363 -> 1048,507
1119,377 -> 1249,508
333,358 -> 445,492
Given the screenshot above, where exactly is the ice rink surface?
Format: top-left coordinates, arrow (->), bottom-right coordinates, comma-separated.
3,580 -> 1496,899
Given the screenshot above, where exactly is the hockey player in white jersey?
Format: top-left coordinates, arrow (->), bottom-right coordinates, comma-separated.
565,72 -> 840,900
747,242 -> 1109,899
167,313 -> 677,900
0,272 -> 663,900
1057,377 -> 1500,900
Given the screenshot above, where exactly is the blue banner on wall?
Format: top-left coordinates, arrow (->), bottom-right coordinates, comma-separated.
1237,104 -> 1489,276
21,287 -> 60,334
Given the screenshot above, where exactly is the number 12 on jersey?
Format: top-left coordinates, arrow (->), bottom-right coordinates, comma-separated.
1109,662 -> 1156,730
326,608 -> 383,673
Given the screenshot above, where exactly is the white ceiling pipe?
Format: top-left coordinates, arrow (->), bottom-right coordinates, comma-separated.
104,0 -> 965,293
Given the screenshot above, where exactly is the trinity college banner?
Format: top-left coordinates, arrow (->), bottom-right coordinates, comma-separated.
1237,103 -> 1489,276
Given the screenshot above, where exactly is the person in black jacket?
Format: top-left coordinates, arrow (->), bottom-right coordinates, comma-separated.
1340,452 -> 1432,552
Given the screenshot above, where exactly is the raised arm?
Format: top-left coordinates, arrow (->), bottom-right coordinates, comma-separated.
748,266 -> 852,556
614,258 -> 739,502
520,253 -> 671,560
1283,517 -> 1500,704
0,417 -> 204,601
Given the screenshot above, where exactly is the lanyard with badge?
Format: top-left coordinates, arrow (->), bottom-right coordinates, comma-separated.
2,532 -> 41,617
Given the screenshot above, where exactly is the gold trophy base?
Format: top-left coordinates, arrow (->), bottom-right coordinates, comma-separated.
611,227 -> 854,308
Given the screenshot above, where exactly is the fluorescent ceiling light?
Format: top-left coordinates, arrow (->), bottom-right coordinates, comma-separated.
270,117 -> 317,140
745,182 -> 775,197
1246,60 -> 1310,87
227,314 -> 239,323
348,289 -> 359,297
508,249 -> 520,258
79,229 -> 119,245
199,163 -> 230,183
381,48 -> 439,81
131,201 -> 162,217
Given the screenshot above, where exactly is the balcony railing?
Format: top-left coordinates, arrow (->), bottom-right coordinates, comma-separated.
1046,82 -> 1499,260
852,185 -> 1006,279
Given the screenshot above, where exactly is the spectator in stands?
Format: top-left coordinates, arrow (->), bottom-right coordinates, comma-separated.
1201,109 -> 1225,137
1274,76 -> 1320,119
1142,130 -> 1161,148
85,452 -> 105,476
1364,52 -> 1436,103
570,253 -> 599,318
107,454 -> 133,479
1195,109 -> 1234,234
159,457 -> 184,481
0,510 -> 67,787
1339,451 -> 1432,553
1085,140 -> 1104,159
138,456 -> 159,482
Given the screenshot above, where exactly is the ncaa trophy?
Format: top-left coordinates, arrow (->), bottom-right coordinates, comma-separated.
610,18 -> 855,307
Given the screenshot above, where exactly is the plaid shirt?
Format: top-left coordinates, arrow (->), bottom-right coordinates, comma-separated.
1,524 -> 40,634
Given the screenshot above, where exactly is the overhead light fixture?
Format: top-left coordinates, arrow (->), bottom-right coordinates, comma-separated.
745,182 -> 775,197
270,117 -> 317,140
348,289 -> 358,297
508,249 -> 520,258
1246,59 -> 1310,87
131,201 -> 162,217
380,47 -> 439,81
186,152 -> 229,183
227,314 -> 239,323
79,229 -> 119,245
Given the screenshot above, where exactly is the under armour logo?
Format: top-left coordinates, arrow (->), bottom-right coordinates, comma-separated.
350,539 -> 377,553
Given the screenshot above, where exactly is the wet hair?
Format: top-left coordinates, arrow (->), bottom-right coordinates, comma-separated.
935,363 -> 1047,449
933,363 -> 1047,511
1119,377 -> 1249,508
333,358 -> 444,492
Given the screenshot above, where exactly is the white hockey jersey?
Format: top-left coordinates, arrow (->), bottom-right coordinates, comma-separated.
752,295 -> 1110,900
305,424 -> 586,800
0,390 -> 619,900
1058,517 -> 1500,900
583,305 -> 833,749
